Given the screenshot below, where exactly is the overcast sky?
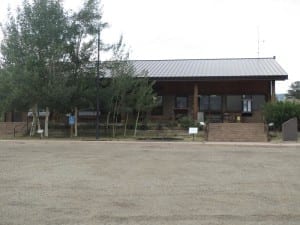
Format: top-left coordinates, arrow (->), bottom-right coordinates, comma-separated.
1,0 -> 299,93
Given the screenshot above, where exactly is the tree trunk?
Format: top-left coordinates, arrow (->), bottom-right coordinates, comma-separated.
124,112 -> 128,137
44,107 -> 49,137
114,104 -> 122,137
106,111 -> 111,135
114,106 -> 119,137
30,105 -> 36,136
112,101 -> 118,138
74,107 -> 78,137
134,110 -> 140,137
106,111 -> 111,129
36,107 -> 41,132
30,103 -> 40,136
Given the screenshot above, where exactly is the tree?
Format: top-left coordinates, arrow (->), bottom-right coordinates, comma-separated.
102,38 -> 135,137
63,0 -> 109,136
133,75 -> 156,137
0,0 -> 110,136
263,101 -> 300,130
0,0 -> 70,135
0,0 -> 156,139
286,81 -> 300,100
108,61 -> 136,137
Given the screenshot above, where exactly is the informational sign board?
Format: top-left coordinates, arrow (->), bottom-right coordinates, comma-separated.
189,127 -> 198,134
282,117 -> 298,141
69,115 -> 75,126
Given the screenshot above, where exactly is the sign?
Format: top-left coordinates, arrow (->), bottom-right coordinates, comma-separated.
189,127 -> 198,134
69,115 -> 75,125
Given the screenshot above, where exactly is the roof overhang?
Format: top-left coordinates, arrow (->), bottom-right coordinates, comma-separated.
148,75 -> 288,82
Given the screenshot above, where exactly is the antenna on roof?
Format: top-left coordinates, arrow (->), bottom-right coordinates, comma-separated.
257,26 -> 265,58
257,26 -> 260,57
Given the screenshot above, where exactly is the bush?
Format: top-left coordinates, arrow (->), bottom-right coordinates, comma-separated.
263,101 -> 300,130
178,116 -> 196,129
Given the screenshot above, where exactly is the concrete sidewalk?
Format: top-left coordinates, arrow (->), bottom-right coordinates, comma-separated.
1,138 -> 300,147
202,141 -> 300,147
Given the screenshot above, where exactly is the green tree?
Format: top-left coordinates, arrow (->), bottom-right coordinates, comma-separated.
133,75 -> 156,137
0,0 -> 110,136
65,0 -> 108,109
103,38 -> 136,137
0,0 -> 70,135
263,101 -> 300,130
108,61 -> 136,137
63,0 -> 109,136
286,81 -> 300,100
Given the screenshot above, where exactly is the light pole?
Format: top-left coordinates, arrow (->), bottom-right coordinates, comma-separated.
96,25 -> 100,139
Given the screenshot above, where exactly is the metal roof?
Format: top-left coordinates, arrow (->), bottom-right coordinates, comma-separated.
129,57 -> 288,80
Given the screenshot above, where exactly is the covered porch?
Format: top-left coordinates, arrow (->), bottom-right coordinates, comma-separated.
150,79 -> 277,123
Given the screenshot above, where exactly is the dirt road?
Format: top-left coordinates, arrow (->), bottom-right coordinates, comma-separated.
0,140 -> 299,224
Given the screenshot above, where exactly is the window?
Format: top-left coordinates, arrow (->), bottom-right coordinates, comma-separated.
252,95 -> 265,110
210,95 -> 222,111
242,95 -> 252,113
199,95 -> 209,111
175,96 -> 188,109
226,95 -> 242,111
199,95 -> 222,112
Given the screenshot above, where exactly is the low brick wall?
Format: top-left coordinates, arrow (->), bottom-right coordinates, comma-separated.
0,122 -> 28,137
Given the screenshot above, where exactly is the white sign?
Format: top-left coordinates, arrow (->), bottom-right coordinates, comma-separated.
189,127 -> 198,134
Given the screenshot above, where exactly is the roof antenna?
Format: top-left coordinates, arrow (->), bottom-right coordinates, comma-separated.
257,26 -> 265,58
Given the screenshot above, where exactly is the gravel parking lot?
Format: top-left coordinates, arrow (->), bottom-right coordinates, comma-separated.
0,140 -> 299,225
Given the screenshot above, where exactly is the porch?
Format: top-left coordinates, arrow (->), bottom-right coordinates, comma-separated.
150,79 -> 276,123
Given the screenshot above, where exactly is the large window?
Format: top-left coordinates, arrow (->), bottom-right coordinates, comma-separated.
199,95 -> 222,111
210,95 -> 222,111
199,95 -> 209,111
226,95 -> 265,113
175,96 -> 188,109
252,95 -> 265,110
226,95 -> 241,111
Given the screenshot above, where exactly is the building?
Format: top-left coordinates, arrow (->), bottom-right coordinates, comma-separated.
2,56 -> 288,141
131,57 -> 288,123
4,57 -> 288,125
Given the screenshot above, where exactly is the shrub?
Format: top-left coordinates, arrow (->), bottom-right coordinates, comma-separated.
178,116 -> 196,128
263,101 -> 300,130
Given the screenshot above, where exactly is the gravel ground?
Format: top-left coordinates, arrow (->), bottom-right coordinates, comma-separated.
0,140 -> 299,225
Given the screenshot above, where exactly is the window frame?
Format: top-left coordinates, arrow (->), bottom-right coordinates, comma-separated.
199,95 -> 222,112
175,96 -> 188,109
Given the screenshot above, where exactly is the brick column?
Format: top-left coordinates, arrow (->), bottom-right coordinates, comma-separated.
193,83 -> 198,121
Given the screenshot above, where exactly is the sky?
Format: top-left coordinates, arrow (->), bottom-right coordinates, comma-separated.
1,0 -> 299,94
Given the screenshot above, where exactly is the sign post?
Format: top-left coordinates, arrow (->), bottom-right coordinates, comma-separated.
69,115 -> 75,137
189,127 -> 198,141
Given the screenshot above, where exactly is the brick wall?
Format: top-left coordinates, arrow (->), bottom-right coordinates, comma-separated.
0,122 -> 28,137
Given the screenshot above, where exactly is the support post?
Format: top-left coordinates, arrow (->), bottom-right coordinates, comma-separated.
271,80 -> 276,102
193,83 -> 199,121
74,107 -> 78,137
44,107 -> 49,137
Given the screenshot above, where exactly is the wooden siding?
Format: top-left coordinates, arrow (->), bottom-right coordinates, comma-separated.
154,80 -> 271,96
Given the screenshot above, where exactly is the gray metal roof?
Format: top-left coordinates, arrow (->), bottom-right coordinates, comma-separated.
129,57 -> 288,80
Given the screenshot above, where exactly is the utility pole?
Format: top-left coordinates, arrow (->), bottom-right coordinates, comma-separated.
96,25 -> 100,139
